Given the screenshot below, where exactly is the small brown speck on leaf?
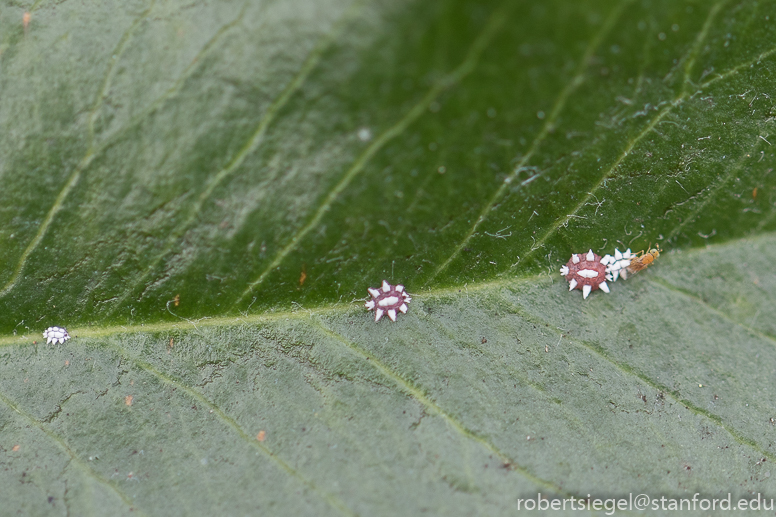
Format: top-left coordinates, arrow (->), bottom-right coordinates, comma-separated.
12,445 -> 20,452
753,187 -> 758,199
125,395 -> 134,406
257,430 -> 266,442
173,294 -> 180,307
65,360 -> 69,367
169,338 -> 174,349
299,269 -> 307,286
22,12 -> 30,32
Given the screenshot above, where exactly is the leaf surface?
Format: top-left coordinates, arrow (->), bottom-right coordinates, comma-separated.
1,0 -> 776,513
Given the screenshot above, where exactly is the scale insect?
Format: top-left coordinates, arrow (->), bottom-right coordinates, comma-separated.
560,249 -> 610,299
43,326 -> 70,345
603,248 -> 634,281
365,280 -> 411,322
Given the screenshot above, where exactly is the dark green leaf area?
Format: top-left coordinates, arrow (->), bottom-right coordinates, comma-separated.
1,1 -> 776,328
0,235 -> 775,514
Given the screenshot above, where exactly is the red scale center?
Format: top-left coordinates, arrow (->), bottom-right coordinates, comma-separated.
565,253 -> 606,290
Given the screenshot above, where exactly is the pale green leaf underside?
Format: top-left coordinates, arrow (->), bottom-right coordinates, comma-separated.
1,235 -> 775,515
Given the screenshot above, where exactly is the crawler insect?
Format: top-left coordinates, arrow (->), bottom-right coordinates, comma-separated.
365,280 -> 411,322
43,326 -> 70,345
626,246 -> 662,274
560,249 -> 609,299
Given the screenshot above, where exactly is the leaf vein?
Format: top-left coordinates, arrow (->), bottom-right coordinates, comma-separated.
233,2 -> 512,308
0,235 -> 771,346
666,137 -> 763,241
512,97 -> 680,269
88,1 -> 156,148
0,3 -> 245,300
426,0 -> 632,284
0,3 -> 155,298
651,276 -> 776,360
701,44 -> 776,89
107,0 -> 367,315
512,22 -> 776,268
312,320 -> 572,495
419,312 -> 599,443
0,390 -> 143,514
102,341 -> 358,517
509,0 -> 732,269
680,0 -> 728,93
502,294 -> 776,464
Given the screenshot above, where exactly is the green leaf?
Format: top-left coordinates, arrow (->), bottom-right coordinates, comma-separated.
2,236 -> 776,514
1,0 -> 776,513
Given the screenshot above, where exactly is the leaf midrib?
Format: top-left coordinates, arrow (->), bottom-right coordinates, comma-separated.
2,236 -> 775,516
1,233 -> 773,344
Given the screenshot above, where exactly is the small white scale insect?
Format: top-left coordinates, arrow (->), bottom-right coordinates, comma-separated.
603,248 -> 635,281
365,280 -> 411,322
43,326 -> 70,345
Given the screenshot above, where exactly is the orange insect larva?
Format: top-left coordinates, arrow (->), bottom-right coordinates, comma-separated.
626,246 -> 662,274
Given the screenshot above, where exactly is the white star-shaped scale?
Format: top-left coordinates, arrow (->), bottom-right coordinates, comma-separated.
365,280 -> 411,322
43,326 -> 70,345
601,248 -> 635,282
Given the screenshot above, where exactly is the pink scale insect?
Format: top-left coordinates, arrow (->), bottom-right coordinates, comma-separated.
365,280 -> 411,322
560,249 -> 610,299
